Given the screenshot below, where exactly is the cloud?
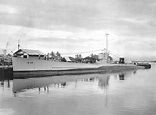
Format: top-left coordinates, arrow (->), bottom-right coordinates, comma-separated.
0,25 -> 106,54
0,24 -> 156,60
0,24 -> 107,41
0,4 -> 17,14
120,18 -> 149,25
0,0 -> 123,30
27,29 -> 73,39
0,0 -> 156,60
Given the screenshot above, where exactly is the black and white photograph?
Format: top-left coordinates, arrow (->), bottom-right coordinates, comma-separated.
0,0 -> 156,115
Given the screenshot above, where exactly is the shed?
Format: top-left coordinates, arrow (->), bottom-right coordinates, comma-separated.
65,57 -> 72,62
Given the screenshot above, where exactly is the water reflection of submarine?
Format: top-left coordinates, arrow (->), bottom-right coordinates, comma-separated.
119,74 -> 125,80
12,77 -> 67,93
12,74 -> 111,93
98,76 -> 110,89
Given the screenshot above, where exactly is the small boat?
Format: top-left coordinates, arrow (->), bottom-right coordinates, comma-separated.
136,63 -> 151,69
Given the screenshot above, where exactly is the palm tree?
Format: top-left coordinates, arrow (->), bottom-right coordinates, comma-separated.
56,52 -> 62,61
75,54 -> 82,62
56,52 -> 61,57
50,51 -> 55,59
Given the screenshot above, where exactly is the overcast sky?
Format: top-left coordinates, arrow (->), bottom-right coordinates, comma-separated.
0,0 -> 156,60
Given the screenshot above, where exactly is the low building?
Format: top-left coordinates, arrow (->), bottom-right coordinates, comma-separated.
83,57 -> 96,63
98,53 -> 109,60
64,57 -> 72,62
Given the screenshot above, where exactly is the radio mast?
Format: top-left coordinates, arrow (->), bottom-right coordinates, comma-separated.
18,39 -> 20,50
105,33 -> 109,52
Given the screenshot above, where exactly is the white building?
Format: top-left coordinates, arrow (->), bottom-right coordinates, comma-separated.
98,52 -> 109,60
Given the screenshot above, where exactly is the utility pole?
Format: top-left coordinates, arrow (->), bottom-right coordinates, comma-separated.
105,33 -> 109,63
105,33 -> 109,52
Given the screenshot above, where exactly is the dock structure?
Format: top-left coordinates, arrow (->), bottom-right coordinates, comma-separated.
0,66 -> 13,81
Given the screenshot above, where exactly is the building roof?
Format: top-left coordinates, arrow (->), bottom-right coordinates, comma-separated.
65,57 -> 72,61
14,49 -> 45,56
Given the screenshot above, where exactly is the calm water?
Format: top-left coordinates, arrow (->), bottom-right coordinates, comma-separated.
0,64 -> 156,115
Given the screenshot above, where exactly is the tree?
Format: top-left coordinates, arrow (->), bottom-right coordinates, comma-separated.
78,54 -> 82,58
90,53 -> 98,60
56,52 -> 61,57
84,56 -> 96,63
61,57 -> 66,62
90,53 -> 94,58
7,53 -> 12,57
56,52 -> 62,61
108,56 -> 113,61
50,51 -> 55,58
75,54 -> 82,62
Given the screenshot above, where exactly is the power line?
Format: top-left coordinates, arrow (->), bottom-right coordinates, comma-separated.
60,49 -> 104,55
109,52 -> 120,58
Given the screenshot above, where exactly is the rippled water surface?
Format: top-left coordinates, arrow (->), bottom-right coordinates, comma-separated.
0,64 -> 156,115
